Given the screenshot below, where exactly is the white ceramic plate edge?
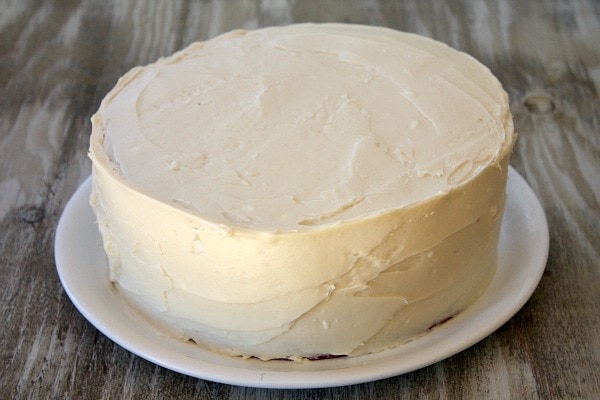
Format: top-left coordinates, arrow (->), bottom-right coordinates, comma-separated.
55,167 -> 549,389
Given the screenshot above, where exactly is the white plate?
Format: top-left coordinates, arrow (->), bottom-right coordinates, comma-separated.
55,167 -> 549,389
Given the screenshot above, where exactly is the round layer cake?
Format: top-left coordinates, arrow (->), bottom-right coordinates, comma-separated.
89,23 -> 515,361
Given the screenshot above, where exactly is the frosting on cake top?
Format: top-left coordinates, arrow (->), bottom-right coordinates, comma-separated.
92,23 -> 513,231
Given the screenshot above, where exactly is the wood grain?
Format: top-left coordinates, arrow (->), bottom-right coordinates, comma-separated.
1,0 -> 598,398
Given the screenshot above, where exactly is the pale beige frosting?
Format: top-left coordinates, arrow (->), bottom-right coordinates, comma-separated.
89,23 -> 515,360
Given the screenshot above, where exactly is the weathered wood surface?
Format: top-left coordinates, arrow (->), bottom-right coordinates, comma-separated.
1,0 -> 598,398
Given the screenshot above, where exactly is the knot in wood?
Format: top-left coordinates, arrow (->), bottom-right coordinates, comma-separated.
18,206 -> 45,224
524,93 -> 555,115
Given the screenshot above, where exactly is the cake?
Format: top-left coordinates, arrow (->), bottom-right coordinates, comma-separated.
89,23 -> 515,361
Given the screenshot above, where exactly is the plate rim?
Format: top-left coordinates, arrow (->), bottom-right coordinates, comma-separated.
55,167 -> 549,389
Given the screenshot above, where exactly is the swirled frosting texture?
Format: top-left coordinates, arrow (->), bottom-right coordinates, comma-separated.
89,24 -> 515,360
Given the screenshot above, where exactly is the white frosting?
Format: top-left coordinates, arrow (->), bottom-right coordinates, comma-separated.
89,23 -> 515,360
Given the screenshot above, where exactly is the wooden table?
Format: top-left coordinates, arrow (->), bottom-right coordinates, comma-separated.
2,1 -> 598,398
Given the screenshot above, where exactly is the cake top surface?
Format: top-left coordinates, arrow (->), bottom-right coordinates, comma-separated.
91,23 -> 514,232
